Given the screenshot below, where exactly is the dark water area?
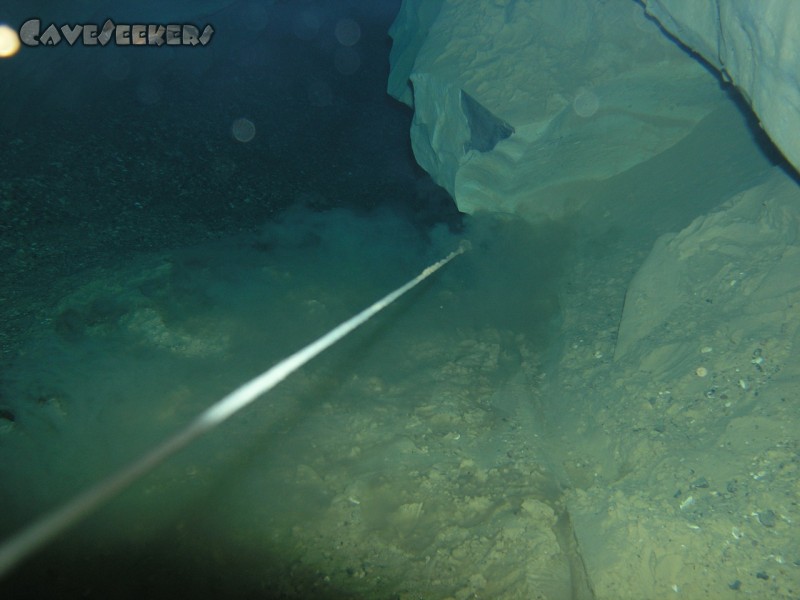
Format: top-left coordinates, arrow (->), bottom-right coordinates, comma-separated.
0,0 -> 461,352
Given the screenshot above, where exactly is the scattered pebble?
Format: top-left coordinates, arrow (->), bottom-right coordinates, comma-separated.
756,509 -> 776,528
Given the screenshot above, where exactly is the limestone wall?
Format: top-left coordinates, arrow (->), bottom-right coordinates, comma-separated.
388,0 -> 800,220
643,0 -> 800,176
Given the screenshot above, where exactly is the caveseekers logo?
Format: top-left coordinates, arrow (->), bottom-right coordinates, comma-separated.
18,18 -> 214,47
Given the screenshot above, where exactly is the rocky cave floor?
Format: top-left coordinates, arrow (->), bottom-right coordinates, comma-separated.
0,213 -> 797,600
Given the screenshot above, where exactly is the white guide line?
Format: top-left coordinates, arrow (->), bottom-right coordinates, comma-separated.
0,240 -> 470,578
